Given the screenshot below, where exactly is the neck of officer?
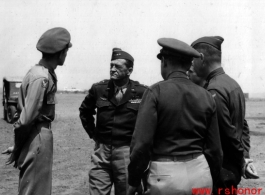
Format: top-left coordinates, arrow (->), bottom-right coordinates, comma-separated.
113,77 -> 130,87
165,63 -> 190,80
206,61 -> 222,78
39,58 -> 58,71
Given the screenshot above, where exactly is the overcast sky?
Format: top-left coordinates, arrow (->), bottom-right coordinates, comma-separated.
1,0 -> 264,97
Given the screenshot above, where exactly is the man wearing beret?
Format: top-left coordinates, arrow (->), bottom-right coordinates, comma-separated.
79,48 -> 147,195
2,27 -> 72,195
127,38 -> 223,195
191,36 -> 258,194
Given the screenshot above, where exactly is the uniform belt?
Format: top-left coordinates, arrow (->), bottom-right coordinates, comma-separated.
152,153 -> 202,162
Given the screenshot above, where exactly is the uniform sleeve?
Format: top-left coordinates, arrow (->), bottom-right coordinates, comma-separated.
203,99 -> 223,184
209,89 -> 244,165
128,88 -> 158,187
17,78 -> 48,128
79,85 -> 97,138
242,119 -> 250,158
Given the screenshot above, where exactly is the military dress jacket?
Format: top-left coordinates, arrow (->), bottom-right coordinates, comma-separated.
9,64 -> 57,166
205,67 -> 250,165
79,79 -> 147,147
128,71 -> 223,187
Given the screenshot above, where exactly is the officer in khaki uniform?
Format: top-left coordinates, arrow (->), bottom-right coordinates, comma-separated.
127,38 -> 223,195
2,27 -> 72,195
79,48 -> 147,195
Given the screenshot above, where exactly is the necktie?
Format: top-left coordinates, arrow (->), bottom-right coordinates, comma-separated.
116,88 -> 124,103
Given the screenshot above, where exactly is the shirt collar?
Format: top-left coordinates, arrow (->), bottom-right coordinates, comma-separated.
114,80 -> 129,92
206,67 -> 225,82
167,71 -> 188,80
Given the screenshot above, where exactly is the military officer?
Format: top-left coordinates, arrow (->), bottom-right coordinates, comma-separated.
2,27 -> 72,195
127,38 -> 223,195
191,36 -> 258,194
79,48 -> 147,195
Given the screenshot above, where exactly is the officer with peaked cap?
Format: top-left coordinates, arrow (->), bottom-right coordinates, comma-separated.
2,27 -> 72,195
127,38 -> 223,195
79,48 -> 147,195
191,36 -> 258,194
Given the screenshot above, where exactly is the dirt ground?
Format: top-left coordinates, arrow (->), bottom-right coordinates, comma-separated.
0,93 -> 264,195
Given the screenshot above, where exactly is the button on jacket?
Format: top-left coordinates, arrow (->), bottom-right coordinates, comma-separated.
128,71 -> 223,186
79,79 -> 147,147
205,67 -> 250,164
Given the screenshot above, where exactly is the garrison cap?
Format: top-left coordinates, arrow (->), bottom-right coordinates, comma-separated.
157,38 -> 200,61
191,36 -> 224,51
111,48 -> 134,63
37,27 -> 72,54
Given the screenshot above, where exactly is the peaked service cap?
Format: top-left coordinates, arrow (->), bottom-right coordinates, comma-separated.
157,38 -> 200,61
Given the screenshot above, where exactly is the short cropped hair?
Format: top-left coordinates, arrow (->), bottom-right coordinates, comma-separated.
165,55 -> 192,71
193,43 -> 221,65
124,59 -> 134,69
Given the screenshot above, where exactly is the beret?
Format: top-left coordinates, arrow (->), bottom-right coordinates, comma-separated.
191,36 -> 224,51
37,27 -> 72,54
157,38 -> 200,61
111,48 -> 134,63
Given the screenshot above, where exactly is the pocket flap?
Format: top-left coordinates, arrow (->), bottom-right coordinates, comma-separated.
127,103 -> 140,111
96,100 -> 110,108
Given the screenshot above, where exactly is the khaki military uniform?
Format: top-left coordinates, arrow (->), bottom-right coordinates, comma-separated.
14,64 -> 57,195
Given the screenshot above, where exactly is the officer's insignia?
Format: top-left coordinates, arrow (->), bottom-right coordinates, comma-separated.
42,79 -> 48,88
100,97 -> 107,101
115,53 -> 121,56
129,99 -> 141,103
212,94 -> 216,98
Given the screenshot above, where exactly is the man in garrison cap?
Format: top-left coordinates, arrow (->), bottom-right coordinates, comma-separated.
191,36 -> 258,194
79,48 -> 147,195
127,38 -> 222,195
2,27 -> 72,195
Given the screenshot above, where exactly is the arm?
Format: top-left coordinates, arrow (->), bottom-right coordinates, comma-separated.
79,85 -> 97,139
128,88 -> 157,187
5,78 -> 48,166
242,119 -> 250,158
209,90 -> 244,165
203,99 -> 223,184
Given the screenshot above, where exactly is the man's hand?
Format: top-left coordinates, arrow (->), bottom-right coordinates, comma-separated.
127,184 -> 143,195
2,146 -> 14,155
242,158 -> 259,179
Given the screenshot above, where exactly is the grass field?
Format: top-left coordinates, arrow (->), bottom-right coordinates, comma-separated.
0,93 -> 265,194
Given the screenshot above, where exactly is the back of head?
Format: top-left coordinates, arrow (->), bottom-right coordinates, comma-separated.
191,36 -> 223,65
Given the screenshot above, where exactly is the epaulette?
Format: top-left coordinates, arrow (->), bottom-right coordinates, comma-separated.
94,79 -> 109,85
131,80 -> 148,88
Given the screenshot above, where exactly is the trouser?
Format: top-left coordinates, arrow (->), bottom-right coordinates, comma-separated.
89,143 -> 130,195
145,154 -> 212,195
17,122 -> 53,195
213,160 -> 241,195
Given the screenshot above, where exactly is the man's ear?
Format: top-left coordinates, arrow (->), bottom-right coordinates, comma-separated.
127,67 -> 133,76
162,56 -> 167,67
200,53 -> 204,61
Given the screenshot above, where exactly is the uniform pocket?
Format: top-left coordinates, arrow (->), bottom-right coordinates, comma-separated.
96,100 -> 110,108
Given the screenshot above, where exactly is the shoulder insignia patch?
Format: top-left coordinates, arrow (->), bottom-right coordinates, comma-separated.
42,79 -> 48,88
